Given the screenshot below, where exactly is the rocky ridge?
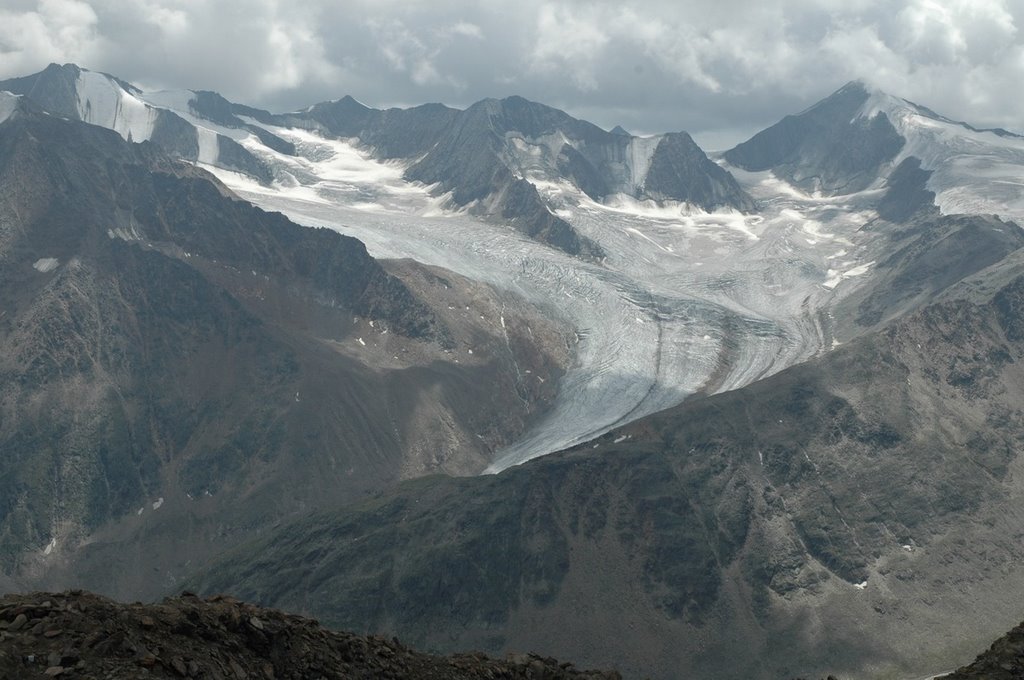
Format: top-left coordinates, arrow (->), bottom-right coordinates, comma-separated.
0,591 -> 619,679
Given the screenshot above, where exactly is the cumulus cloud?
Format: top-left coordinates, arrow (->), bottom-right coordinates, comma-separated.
0,0 -> 104,74
0,0 -> 1022,147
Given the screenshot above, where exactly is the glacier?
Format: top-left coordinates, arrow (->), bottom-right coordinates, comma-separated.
201,121 -> 885,472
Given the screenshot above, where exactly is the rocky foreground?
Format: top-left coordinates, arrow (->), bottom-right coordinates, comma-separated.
940,618 -> 1024,679
0,591 -> 620,679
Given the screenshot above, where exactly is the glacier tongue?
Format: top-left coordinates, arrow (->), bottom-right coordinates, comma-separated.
202,122 -> 884,472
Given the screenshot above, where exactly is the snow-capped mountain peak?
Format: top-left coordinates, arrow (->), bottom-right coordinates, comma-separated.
852,86 -> 1024,219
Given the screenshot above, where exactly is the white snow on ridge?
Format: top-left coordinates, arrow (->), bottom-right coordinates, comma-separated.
75,70 -> 158,142
857,90 -> 1024,222
138,88 -> 196,112
0,91 -> 20,124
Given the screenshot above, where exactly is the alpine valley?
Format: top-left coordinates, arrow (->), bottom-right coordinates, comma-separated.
3,63 -> 1024,679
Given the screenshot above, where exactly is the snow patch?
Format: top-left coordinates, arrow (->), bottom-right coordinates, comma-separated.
152,497 -> 164,510
196,127 -> 219,164
627,135 -> 663,192
823,262 -> 875,289
0,91 -> 20,124
107,226 -> 143,241
75,70 -> 158,142
43,537 -> 56,556
854,580 -> 868,590
32,258 -> 59,273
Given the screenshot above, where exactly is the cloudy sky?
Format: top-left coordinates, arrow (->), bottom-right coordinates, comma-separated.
0,0 -> 1022,149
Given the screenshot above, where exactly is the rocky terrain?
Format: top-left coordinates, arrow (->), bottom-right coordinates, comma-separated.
0,590 -> 619,679
6,65 -> 1024,680
941,618 -> 1024,679
0,89 -> 569,600
191,259 -> 1024,679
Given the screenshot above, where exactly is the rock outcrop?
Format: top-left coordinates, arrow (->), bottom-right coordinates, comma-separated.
0,591 -> 620,680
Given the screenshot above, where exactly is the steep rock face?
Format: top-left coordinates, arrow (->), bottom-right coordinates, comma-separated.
191,263 -> 1024,679
644,132 -> 756,209
399,98 -> 605,258
724,81 -> 905,194
0,107 -> 570,596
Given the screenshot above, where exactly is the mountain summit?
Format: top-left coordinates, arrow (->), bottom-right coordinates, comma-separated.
725,79 -> 1024,222
724,80 -> 905,194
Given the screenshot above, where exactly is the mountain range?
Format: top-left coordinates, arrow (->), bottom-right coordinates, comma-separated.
3,63 -> 1024,679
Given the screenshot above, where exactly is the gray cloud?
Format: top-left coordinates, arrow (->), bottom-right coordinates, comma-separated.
1,0 -> 1022,149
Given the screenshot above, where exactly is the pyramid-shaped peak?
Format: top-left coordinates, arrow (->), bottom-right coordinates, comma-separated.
337,94 -> 369,108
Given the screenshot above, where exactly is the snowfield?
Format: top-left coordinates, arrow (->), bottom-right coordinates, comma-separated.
858,89 -> 1024,223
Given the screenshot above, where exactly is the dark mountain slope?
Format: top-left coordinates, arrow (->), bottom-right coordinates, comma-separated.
191,257 -> 1024,679
0,104 -> 570,598
289,96 -> 461,160
823,158 -> 1024,339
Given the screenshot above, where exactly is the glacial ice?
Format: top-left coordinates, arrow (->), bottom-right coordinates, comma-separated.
201,122 -> 887,472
